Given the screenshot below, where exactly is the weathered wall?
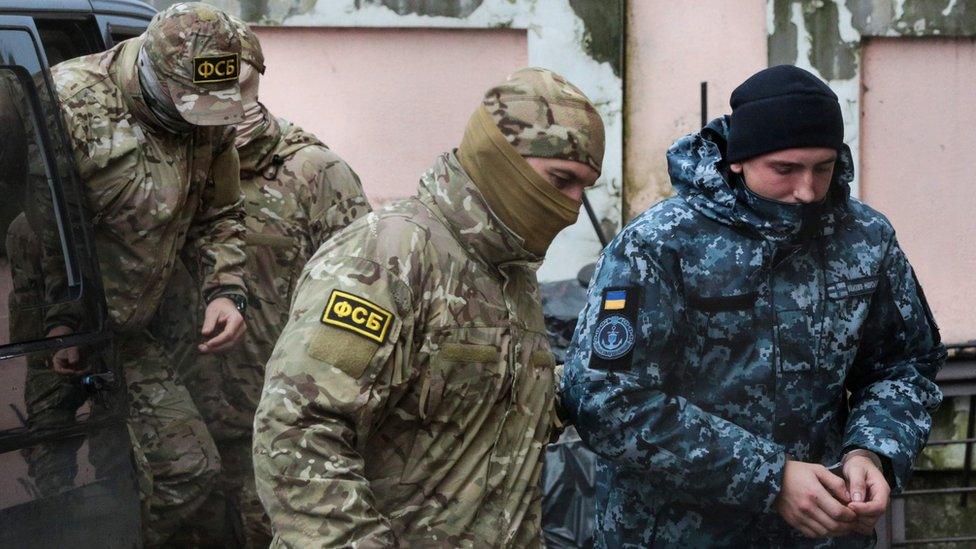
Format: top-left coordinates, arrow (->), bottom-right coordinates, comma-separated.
768,0 -> 976,197
861,37 -> 976,346
253,26 -> 527,203
624,0 -> 768,219
149,0 -> 624,283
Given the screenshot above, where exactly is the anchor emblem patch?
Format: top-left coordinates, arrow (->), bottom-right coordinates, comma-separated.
592,314 -> 636,361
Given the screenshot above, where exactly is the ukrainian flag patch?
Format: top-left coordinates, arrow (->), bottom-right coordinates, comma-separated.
603,289 -> 627,310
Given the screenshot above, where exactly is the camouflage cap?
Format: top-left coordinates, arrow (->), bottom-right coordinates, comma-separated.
482,67 -> 605,173
228,14 -> 265,74
144,2 -> 244,126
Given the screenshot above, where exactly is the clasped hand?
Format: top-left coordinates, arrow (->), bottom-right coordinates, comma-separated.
775,455 -> 890,538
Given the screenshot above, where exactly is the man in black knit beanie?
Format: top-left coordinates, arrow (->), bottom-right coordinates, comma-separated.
562,65 -> 944,547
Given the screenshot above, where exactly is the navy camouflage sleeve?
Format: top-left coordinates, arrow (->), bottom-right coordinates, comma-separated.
843,237 -> 945,492
561,230 -> 786,513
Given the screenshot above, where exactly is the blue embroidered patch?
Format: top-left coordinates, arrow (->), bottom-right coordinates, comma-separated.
592,315 -> 636,360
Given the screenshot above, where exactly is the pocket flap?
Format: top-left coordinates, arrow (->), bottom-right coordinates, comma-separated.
687,291 -> 757,312
530,349 -> 555,369
439,343 -> 500,363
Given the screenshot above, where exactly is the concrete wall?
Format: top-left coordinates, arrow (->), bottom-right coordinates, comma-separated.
624,0 -> 768,219
253,26 -> 528,203
861,37 -> 976,346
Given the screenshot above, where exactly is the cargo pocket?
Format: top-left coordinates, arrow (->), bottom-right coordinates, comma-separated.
401,329 -> 507,485
687,291 -> 757,368
418,342 -> 503,422
819,284 -> 875,382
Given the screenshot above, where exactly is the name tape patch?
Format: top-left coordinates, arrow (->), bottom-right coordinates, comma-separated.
827,276 -> 879,300
193,53 -> 239,84
321,290 -> 394,344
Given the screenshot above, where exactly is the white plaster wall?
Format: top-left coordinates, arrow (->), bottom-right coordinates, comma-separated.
860,37 -> 976,345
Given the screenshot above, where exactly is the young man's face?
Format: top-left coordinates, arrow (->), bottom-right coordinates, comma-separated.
524,157 -> 600,203
730,147 -> 837,204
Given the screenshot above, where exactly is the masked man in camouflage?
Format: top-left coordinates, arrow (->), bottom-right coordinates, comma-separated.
46,3 -> 249,545
253,67 -> 604,547
562,65 -> 945,547
176,19 -> 371,547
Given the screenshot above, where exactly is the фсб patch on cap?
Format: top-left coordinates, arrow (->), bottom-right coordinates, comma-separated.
144,2 -> 245,126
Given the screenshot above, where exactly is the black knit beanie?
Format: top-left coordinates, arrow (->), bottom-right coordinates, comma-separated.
726,65 -> 844,163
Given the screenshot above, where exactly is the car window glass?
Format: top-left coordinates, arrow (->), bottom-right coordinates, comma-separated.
0,66 -> 83,350
35,19 -> 101,65
108,26 -> 142,47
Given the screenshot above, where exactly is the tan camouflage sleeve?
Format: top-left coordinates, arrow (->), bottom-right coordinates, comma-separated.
302,147 -> 371,252
56,87 -> 98,181
187,137 -> 247,299
254,254 -> 413,548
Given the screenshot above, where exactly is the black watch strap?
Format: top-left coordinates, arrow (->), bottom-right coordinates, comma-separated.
208,291 -> 247,316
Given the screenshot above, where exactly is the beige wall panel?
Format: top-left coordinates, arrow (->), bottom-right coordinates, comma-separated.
625,0 -> 767,219
253,26 -> 527,204
861,37 -> 976,345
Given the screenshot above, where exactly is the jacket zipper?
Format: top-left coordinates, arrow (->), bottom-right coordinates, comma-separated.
126,133 -> 196,329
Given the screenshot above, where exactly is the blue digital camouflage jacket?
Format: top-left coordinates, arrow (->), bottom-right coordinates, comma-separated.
561,117 -> 945,547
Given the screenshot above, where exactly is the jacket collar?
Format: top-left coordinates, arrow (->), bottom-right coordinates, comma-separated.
418,151 -> 541,270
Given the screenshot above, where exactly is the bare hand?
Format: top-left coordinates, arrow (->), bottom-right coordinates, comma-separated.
776,460 -> 857,538
844,454 -> 891,536
47,325 -> 87,375
198,297 -> 245,353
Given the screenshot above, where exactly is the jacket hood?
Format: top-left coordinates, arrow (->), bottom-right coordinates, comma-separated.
112,38 -> 169,134
667,116 -> 853,241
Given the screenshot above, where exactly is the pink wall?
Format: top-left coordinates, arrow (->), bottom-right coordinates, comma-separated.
252,26 -> 527,203
861,38 -> 976,345
625,0 -> 768,218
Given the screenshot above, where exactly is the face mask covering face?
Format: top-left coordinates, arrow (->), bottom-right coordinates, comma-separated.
457,106 -> 582,257
137,45 -> 193,134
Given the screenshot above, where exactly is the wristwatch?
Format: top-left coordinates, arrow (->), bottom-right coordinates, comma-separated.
208,292 -> 247,317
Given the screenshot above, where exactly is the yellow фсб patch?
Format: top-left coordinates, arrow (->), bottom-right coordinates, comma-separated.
321,289 -> 394,344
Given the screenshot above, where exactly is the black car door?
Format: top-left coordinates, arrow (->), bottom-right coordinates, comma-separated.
0,15 -> 140,548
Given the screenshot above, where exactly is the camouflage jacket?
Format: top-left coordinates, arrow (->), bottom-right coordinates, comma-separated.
198,116 -> 370,437
254,152 -> 556,548
50,37 -> 246,332
561,117 -> 945,547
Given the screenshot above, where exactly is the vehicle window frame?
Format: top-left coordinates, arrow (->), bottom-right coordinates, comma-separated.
94,14 -> 149,49
0,20 -> 109,361
32,14 -> 104,62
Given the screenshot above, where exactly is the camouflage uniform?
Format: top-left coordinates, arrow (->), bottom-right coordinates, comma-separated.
253,151 -> 561,547
254,67 -> 604,547
48,4 -> 248,545
6,215 -> 88,495
182,117 -> 370,546
561,117 -> 946,547
164,18 -> 371,546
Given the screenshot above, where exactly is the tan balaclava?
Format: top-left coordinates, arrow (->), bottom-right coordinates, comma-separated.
458,67 -> 605,257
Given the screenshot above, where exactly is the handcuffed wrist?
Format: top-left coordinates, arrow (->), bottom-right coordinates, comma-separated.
842,449 -> 883,471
